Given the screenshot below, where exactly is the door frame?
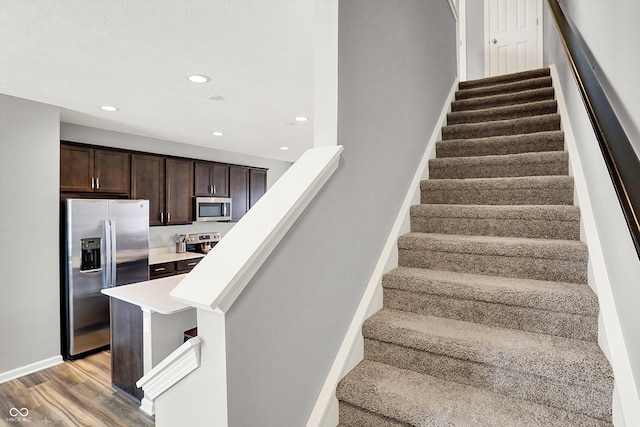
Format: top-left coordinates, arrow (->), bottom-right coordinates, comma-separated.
484,0 -> 543,77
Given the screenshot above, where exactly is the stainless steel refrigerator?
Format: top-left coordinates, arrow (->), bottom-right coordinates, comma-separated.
62,199 -> 149,359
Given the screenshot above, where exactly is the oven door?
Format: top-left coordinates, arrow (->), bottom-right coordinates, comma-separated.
194,197 -> 232,222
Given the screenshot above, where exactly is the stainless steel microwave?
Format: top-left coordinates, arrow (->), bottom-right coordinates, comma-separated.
194,197 -> 232,222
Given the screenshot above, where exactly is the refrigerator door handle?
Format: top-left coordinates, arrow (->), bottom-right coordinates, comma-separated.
110,220 -> 117,287
104,220 -> 112,288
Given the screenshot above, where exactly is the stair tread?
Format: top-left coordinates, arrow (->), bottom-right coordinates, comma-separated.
430,150 -> 567,168
436,130 -> 565,157
398,232 -> 587,261
442,114 -> 561,140
411,203 -> 579,221
459,67 -> 551,89
364,309 -> 612,388
451,87 -> 555,112
421,174 -> 573,190
383,266 -> 598,316
456,76 -> 553,100
338,360 -> 611,427
447,99 -> 557,125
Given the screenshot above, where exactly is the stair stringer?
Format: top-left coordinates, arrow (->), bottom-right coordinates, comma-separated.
550,63 -> 640,427
304,79 -> 458,427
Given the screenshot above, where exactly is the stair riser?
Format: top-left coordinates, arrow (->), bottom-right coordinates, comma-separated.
398,249 -> 588,283
364,339 -> 611,422
447,101 -> 557,125
410,215 -> 580,240
436,131 -> 565,158
339,402 -> 407,427
421,186 -> 574,205
429,159 -> 567,179
451,88 -> 555,112
456,77 -> 553,100
383,288 -> 597,341
442,115 -> 561,140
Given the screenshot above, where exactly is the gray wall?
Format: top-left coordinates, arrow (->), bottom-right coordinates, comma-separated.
466,0 -> 486,80
224,1 -> 457,425
557,0 -> 640,158
544,0 -> 640,405
61,123 -> 291,249
0,94 -> 61,373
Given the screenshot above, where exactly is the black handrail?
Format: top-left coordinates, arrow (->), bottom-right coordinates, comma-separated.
548,0 -> 640,258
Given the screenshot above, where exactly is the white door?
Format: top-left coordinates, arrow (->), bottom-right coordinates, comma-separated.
485,0 -> 542,76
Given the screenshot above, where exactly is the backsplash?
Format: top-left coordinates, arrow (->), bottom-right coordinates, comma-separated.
148,222 -> 236,250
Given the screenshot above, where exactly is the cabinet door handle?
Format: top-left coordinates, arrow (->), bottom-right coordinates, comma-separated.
187,262 -> 197,266
167,212 -> 171,223
209,184 -> 213,194
95,177 -> 100,190
91,177 -> 95,189
154,267 -> 166,272
213,185 -> 216,194
160,212 -> 164,223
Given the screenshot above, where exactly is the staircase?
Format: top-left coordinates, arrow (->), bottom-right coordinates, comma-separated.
336,68 -> 614,426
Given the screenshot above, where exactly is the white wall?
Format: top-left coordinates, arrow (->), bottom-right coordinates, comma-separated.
544,0 -> 640,417
61,123 -> 292,249
557,0 -> 640,158
0,94 -> 61,375
223,1 -> 457,425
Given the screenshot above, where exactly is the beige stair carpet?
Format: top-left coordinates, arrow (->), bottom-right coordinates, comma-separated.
336,67 -> 614,426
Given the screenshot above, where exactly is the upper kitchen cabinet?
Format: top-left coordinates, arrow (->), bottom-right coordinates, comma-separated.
249,169 -> 267,208
165,158 -> 194,225
131,153 -> 165,226
60,143 -> 130,195
230,166 -> 249,222
194,162 -> 229,197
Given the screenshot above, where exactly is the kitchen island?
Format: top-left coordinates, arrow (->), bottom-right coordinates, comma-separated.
102,272 -> 197,414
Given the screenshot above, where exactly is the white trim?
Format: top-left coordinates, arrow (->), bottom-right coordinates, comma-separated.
0,355 -> 63,384
136,336 -> 202,413
484,0 -> 490,77
305,80 -> 458,427
550,64 -> 640,427
536,0 -> 543,69
170,145 -> 344,313
448,0 -> 459,21
458,0 -> 467,81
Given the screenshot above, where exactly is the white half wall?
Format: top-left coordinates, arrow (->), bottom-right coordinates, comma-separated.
0,94 -> 62,378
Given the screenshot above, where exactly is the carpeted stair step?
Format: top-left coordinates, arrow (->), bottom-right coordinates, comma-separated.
397,232 -> 588,283
451,86 -> 555,112
447,99 -> 557,125
429,150 -> 568,179
337,360 -> 611,427
436,130 -> 565,158
421,175 -> 574,205
410,204 -> 580,239
455,76 -> 553,100
382,267 -> 597,341
458,67 -> 551,90
442,113 -> 561,140
361,310 -> 613,422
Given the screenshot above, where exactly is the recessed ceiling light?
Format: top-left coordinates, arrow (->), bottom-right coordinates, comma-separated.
280,146 -> 289,151
294,116 -> 308,122
212,131 -> 224,136
207,94 -> 225,101
100,105 -> 118,112
188,75 -> 211,83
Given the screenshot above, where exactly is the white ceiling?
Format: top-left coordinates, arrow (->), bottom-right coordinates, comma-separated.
0,0 -> 315,162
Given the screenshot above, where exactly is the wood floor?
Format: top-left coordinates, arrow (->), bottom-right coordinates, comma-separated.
0,351 -> 154,427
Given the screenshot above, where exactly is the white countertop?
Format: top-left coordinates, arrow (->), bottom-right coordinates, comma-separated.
149,251 -> 205,265
101,274 -> 193,314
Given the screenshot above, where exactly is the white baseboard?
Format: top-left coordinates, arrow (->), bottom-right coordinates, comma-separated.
550,63 -> 640,427
0,355 -> 63,384
305,79 -> 458,427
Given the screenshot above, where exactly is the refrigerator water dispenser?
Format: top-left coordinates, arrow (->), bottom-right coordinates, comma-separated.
80,237 -> 102,272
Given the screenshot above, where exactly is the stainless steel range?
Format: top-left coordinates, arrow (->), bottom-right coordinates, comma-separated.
185,232 -> 221,254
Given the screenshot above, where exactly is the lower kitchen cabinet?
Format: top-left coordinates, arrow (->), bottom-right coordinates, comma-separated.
110,298 -> 144,403
149,258 -> 201,280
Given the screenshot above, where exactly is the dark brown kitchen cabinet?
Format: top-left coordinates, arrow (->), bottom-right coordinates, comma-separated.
110,298 -> 144,403
131,154 -> 165,226
194,162 -> 229,197
249,169 -> 267,208
149,258 -> 201,279
60,144 -> 130,195
230,166 -> 249,221
165,158 -> 194,225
